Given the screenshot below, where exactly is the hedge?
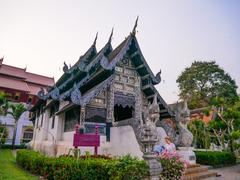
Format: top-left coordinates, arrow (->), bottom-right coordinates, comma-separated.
195,151 -> 236,167
16,150 -> 149,180
0,144 -> 27,149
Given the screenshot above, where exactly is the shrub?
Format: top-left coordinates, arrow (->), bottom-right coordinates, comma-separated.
195,151 -> 236,167
157,151 -> 187,180
16,150 -> 149,180
0,124 -> 8,145
0,144 -> 26,149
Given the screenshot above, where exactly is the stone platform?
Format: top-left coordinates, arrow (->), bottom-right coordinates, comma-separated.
183,164 -> 217,180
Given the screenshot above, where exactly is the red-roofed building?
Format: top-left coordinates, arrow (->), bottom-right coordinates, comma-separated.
0,57 -> 54,105
0,57 -> 54,145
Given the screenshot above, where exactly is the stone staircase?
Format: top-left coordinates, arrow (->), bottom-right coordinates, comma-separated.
183,164 -> 217,180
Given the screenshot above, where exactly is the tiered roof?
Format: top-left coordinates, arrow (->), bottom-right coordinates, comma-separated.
37,20 -> 173,119
0,58 -> 54,95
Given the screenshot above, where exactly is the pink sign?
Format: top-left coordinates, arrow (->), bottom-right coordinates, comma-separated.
73,124 -> 100,155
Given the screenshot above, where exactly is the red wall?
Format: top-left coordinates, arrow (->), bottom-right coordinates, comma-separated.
0,87 -> 38,105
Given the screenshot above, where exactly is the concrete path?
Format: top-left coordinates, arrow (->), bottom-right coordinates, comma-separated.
205,164 -> 240,180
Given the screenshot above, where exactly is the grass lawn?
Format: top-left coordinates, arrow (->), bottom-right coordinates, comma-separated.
0,149 -> 38,180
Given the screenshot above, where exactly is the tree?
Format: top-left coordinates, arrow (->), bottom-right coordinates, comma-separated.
8,103 -> 26,149
177,61 -> 238,109
208,97 -> 240,152
0,92 -> 9,115
0,122 -> 8,145
188,119 -> 211,149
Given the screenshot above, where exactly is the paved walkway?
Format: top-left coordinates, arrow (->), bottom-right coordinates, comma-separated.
206,164 -> 240,180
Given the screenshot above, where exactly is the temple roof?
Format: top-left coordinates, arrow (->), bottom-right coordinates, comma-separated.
0,58 -> 55,96
37,26 -> 173,119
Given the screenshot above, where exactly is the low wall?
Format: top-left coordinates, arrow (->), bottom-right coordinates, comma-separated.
109,125 -> 143,158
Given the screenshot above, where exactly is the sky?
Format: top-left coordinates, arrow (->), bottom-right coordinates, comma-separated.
0,0 -> 240,104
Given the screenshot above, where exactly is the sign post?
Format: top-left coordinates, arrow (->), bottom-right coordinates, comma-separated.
73,124 -> 100,155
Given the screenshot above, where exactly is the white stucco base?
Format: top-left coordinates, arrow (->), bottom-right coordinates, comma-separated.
177,147 -> 196,164
109,125 -> 143,158
31,135 -> 109,157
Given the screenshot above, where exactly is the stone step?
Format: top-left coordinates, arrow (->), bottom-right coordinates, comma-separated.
184,166 -> 209,175
187,164 -> 201,168
183,171 -> 217,180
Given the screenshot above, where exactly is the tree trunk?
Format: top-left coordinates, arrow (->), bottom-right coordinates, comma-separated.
12,122 -> 17,149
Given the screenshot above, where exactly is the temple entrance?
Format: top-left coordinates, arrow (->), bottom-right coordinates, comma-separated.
114,105 -> 134,121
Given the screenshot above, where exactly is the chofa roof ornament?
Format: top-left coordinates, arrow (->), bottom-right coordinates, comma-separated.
63,61 -> 69,73
131,16 -> 139,36
108,28 -> 114,43
93,32 -> 98,46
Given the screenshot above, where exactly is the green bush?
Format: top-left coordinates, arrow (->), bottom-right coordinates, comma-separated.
0,144 -> 26,149
0,124 -> 8,144
16,150 -> 149,180
195,151 -> 236,167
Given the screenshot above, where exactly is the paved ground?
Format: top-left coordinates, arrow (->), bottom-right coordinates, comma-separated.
205,164 -> 240,180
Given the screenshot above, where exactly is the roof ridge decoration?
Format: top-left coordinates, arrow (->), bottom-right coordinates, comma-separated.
93,32 -> 98,46
70,75 -> 114,106
63,62 -> 69,73
131,16 -> 139,36
87,29 -> 114,71
71,83 -> 82,104
108,28 -> 114,43
50,85 -> 60,100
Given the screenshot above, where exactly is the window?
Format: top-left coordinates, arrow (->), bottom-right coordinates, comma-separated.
14,92 -> 20,101
85,106 -> 106,123
64,106 -> 80,132
22,128 -> 33,143
49,106 -> 55,118
51,115 -> 55,129
27,95 -> 33,103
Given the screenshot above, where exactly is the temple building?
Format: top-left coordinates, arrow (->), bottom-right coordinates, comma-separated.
31,21 -> 194,159
0,58 -> 54,145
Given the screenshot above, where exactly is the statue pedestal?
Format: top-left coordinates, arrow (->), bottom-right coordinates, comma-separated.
177,147 -> 196,164
143,154 -> 162,180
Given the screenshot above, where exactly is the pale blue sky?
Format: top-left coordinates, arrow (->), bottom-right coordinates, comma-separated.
0,0 -> 239,103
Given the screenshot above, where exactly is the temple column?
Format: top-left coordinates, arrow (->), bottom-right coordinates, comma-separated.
80,106 -> 86,127
106,86 -> 114,141
107,85 -> 115,124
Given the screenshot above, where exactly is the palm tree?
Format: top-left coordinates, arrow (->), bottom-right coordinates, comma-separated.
0,92 -> 9,115
8,103 -> 26,149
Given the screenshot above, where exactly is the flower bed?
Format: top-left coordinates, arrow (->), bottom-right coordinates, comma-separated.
157,150 -> 187,180
195,151 -> 236,167
16,150 -> 149,180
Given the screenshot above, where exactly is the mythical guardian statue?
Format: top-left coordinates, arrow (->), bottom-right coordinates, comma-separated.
175,101 -> 193,147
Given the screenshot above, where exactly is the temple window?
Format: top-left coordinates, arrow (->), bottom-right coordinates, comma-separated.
64,106 -> 80,132
49,106 -> 55,118
85,106 -> 106,123
22,128 -> 33,143
51,116 -> 55,129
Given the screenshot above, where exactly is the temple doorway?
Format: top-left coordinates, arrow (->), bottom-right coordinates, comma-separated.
114,105 -> 134,121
